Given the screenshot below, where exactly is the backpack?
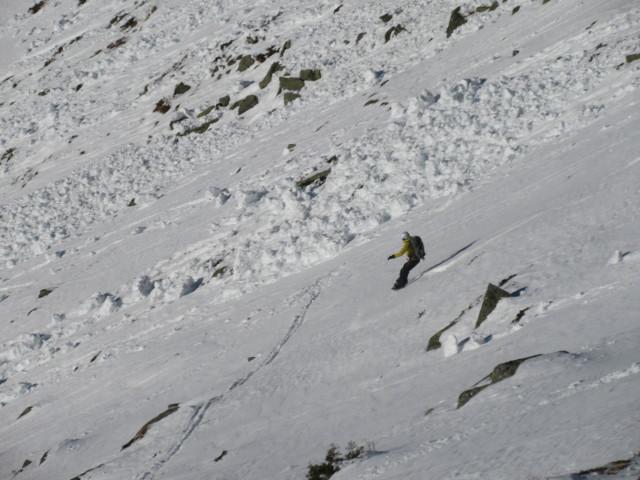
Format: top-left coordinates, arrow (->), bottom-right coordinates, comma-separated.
410,236 -> 426,259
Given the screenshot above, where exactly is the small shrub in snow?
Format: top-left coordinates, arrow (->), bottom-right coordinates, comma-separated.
306,442 -> 365,480
28,1 -> 46,15
107,37 -> 127,50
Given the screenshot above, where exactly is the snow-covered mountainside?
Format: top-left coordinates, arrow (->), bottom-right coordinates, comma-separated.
1,0 -> 639,479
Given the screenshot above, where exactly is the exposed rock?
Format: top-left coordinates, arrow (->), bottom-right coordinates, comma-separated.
231,95 -> 259,115
475,283 -> 511,328
626,53 -> 640,64
238,55 -> 255,72
259,62 -> 285,89
384,25 -> 405,43
173,82 -> 191,96
446,7 -> 467,38
122,404 -> 180,450
280,39 -> 292,57
284,92 -> 301,105
278,76 -> 305,94
297,169 -> 331,189
300,69 -> 322,81
457,354 -> 542,408
218,95 -> 230,107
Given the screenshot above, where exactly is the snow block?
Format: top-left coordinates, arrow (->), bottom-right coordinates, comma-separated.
475,283 -> 511,328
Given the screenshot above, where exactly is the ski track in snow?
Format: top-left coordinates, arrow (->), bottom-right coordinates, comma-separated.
136,273 -> 331,479
1,1 -> 639,479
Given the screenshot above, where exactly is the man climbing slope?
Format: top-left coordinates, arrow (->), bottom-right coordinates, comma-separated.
387,231 -> 426,290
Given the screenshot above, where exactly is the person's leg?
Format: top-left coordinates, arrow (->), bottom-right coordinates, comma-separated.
396,258 -> 419,286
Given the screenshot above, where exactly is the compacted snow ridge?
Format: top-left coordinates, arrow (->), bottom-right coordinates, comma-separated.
1,0 -> 639,479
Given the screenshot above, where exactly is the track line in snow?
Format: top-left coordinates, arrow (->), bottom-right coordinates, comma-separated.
136,272 -> 332,480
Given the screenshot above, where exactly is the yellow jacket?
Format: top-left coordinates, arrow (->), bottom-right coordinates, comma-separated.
391,238 -> 417,259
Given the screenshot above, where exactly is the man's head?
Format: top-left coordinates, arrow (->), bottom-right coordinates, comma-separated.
402,231 -> 410,240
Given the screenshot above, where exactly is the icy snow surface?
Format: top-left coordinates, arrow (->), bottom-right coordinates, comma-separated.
1,0 -> 639,479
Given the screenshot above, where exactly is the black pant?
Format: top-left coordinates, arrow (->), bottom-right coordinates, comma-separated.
396,257 -> 420,286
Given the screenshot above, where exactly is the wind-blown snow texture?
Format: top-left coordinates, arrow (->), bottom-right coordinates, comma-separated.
1,0 -> 639,479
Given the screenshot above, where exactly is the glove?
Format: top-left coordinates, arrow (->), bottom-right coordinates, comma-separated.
388,255 -> 395,260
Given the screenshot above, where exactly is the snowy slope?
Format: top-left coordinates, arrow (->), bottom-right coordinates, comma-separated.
1,0 -> 639,479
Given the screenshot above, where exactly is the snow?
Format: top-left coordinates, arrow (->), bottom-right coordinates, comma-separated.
1,0 -> 639,479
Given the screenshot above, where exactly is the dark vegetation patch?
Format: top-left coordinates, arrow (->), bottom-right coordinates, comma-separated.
120,17 -> 138,31
108,12 -> 127,28
512,6 -> 520,14
356,32 -> 366,44
127,198 -> 137,207
122,403 -> 180,450
457,354 -> 542,408
306,442 -> 365,480
15,168 -> 39,188
380,13 -> 393,23
214,450 -> 228,462
107,37 -> 127,50
29,1 -> 47,14
333,4 -> 343,14
154,98 -> 171,113
573,452 -> 640,477
511,307 -> 530,324
40,450 -> 49,464
44,45 -> 64,67
1,147 -> 16,165
364,99 -> 379,106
